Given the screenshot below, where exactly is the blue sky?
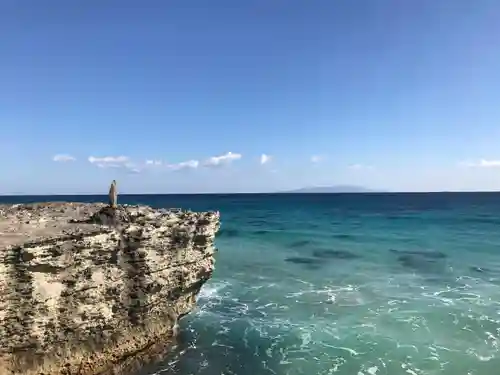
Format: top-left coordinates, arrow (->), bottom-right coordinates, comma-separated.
1,1 -> 500,194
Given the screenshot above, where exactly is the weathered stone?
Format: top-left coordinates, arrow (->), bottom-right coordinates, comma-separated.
0,202 -> 220,375
108,180 -> 118,208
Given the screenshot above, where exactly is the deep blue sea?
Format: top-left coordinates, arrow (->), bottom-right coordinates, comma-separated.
2,193 -> 500,375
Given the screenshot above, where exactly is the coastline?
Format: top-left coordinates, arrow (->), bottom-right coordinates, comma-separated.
0,202 -> 220,375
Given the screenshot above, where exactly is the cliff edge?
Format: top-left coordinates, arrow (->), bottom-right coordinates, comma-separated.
0,202 -> 220,375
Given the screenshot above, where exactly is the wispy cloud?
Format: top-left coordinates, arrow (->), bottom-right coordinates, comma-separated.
88,155 -> 142,173
87,151 -> 242,174
88,155 -> 171,173
348,163 -> 374,170
168,159 -> 200,170
145,160 -> 163,166
310,155 -> 324,163
260,154 -> 271,165
88,155 -> 129,168
126,166 -> 141,174
459,159 -> 500,168
203,152 -> 242,167
53,154 -> 76,162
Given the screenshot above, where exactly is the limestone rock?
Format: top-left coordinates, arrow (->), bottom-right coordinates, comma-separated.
0,202 -> 220,375
108,180 -> 117,208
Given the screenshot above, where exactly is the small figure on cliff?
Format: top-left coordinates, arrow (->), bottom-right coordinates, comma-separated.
109,180 -> 118,208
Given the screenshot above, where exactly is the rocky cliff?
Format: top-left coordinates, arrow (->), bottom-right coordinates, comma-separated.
0,202 -> 220,375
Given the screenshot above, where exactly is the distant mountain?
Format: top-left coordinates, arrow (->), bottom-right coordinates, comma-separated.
282,185 -> 381,193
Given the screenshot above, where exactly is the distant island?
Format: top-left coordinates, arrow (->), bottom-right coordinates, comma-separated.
282,185 -> 382,193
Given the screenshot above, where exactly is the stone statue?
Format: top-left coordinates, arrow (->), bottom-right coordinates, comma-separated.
109,180 -> 118,208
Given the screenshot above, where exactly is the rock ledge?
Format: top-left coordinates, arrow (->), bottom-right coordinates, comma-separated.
0,202 -> 220,375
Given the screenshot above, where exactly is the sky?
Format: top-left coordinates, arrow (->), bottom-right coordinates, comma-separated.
1,0 -> 500,194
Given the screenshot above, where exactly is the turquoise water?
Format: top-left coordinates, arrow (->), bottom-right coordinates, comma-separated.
3,193 -> 500,374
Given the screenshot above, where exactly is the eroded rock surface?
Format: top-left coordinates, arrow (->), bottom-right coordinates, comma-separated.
0,202 -> 220,375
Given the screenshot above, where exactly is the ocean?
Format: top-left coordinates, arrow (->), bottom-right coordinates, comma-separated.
2,193 -> 500,375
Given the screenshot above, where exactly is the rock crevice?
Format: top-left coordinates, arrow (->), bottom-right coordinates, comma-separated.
0,202 -> 220,375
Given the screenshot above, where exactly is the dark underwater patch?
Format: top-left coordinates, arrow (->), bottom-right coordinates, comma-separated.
303,222 -> 320,229
311,249 -> 359,260
248,219 -> 270,226
390,248 -> 449,275
470,266 -> 492,274
397,254 -> 431,269
289,240 -> 312,248
284,256 -> 323,270
396,253 -> 446,274
285,256 -> 319,265
387,214 -> 413,220
332,234 -> 355,240
390,249 -> 447,259
248,220 -> 286,231
465,216 -> 500,225
217,228 -> 240,238
253,230 -> 269,236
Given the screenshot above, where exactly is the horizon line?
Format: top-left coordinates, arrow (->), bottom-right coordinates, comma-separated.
1,190 -> 500,196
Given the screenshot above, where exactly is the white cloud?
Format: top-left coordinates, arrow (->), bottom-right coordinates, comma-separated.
126,166 -> 141,174
88,156 -> 142,173
260,154 -> 271,165
88,155 -> 141,172
168,159 -> 200,171
124,162 -> 142,173
459,159 -> 500,168
203,152 -> 242,167
88,154 -> 199,173
53,154 -> 76,162
88,155 -> 129,168
145,160 -> 162,166
310,155 -> 324,163
86,151 -> 241,174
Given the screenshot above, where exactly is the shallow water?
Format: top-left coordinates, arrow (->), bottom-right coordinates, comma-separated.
3,193 -> 500,374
